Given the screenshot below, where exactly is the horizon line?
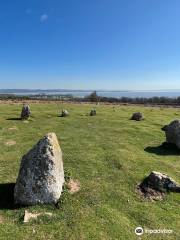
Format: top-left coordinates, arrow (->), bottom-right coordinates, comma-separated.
1,88 -> 180,92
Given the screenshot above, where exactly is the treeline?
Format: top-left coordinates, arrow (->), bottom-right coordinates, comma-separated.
80,91 -> 180,105
1,91 -> 180,105
0,94 -> 31,100
0,94 -> 73,101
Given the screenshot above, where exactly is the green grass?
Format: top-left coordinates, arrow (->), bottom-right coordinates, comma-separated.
0,103 -> 180,240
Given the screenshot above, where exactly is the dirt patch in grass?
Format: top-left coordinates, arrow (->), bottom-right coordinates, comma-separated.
67,179 -> 81,194
5,140 -> 16,146
8,126 -> 18,131
137,184 -> 165,201
0,215 -> 5,223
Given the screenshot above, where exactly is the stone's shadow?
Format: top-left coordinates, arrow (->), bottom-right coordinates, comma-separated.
0,183 -> 16,209
144,142 -> 180,156
6,118 -> 21,121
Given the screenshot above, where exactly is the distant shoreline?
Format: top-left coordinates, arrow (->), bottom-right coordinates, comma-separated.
1,89 -> 180,98
1,90 -> 180,106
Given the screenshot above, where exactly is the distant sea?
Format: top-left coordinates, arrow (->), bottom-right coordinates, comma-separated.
1,90 -> 180,98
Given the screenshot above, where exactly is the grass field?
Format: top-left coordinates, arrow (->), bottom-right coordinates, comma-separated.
0,102 -> 180,240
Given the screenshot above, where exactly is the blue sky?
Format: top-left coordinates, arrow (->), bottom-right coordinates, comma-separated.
0,0 -> 180,90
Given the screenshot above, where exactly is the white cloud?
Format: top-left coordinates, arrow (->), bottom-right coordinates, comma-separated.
40,14 -> 48,23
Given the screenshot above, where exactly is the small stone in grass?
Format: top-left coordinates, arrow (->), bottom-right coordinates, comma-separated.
23,210 -> 53,223
61,109 -> 69,117
138,171 -> 180,200
131,112 -> 143,121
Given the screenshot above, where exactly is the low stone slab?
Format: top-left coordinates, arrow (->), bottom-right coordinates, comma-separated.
61,109 -> 69,117
139,171 -> 180,200
131,112 -> 143,121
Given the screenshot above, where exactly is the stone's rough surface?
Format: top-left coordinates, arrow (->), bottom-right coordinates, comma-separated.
61,109 -> 69,117
141,171 -> 180,193
90,109 -> 96,116
14,133 -> 64,205
163,120 -> 180,149
131,112 -> 143,121
21,104 -> 31,120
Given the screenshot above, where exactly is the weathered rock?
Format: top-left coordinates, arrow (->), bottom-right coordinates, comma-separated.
14,133 -> 64,205
131,112 -> 143,121
90,109 -> 96,116
140,171 -> 180,193
61,109 -> 69,117
162,120 -> 180,149
21,104 -> 31,120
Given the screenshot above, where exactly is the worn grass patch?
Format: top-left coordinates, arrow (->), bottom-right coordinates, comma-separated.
0,103 -> 179,239
5,140 -> 16,146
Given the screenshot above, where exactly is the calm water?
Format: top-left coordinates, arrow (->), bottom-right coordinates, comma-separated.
1,90 -> 180,98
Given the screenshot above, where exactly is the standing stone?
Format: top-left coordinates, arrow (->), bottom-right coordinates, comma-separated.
162,120 -> 180,149
131,112 -> 143,121
14,133 -> 64,205
90,109 -> 96,116
21,104 -> 31,120
61,109 -> 69,117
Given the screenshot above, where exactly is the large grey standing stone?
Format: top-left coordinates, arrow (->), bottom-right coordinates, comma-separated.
162,120 -> 180,149
21,104 -> 31,120
14,133 -> 64,205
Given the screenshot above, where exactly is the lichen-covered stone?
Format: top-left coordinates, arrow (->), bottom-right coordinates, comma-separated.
163,120 -> 180,149
21,104 -> 31,120
61,109 -> 69,117
131,112 -> 143,121
141,171 -> 180,193
14,133 -> 64,205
